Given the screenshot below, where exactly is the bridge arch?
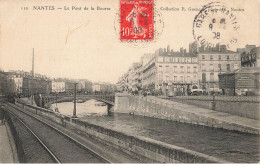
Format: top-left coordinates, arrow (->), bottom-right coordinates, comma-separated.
41,94 -> 115,113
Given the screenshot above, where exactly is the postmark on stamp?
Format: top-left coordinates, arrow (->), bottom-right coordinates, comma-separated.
114,0 -> 164,47
193,2 -> 240,50
120,0 -> 154,41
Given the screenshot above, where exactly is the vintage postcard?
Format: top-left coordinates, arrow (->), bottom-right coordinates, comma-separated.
0,0 -> 259,163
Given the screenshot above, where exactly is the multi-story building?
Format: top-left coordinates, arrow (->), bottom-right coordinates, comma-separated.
92,84 -> 101,92
40,79 -> 52,94
91,82 -> 116,93
3,70 -> 52,96
219,67 -> 260,95
65,81 -> 74,93
241,45 -> 260,67
0,68 -> 7,95
76,80 -> 86,92
197,47 -> 241,91
142,46 -> 198,95
5,71 -> 23,95
85,80 -> 93,93
127,62 -> 142,92
118,44 -> 259,96
117,73 -> 130,92
52,81 -> 66,93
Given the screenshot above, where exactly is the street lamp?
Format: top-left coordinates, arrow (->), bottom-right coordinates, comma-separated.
55,91 -> 58,112
72,83 -> 78,118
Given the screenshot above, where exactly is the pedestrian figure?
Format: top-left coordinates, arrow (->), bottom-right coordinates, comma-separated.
0,106 -> 5,124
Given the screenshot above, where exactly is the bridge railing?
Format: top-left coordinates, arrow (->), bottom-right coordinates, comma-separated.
41,93 -> 115,104
91,95 -> 115,104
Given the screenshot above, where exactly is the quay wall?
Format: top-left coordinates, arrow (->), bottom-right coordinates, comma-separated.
114,93 -> 259,134
12,101 -> 228,163
167,96 -> 260,120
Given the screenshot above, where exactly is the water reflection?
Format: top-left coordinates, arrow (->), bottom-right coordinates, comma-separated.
51,99 -> 108,117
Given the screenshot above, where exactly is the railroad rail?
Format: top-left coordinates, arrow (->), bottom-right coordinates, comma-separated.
6,108 -> 60,163
5,104 -> 111,163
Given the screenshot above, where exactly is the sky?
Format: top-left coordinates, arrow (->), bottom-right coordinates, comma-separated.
0,0 -> 259,83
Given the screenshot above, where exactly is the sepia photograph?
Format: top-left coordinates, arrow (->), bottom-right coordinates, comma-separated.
0,0 -> 259,163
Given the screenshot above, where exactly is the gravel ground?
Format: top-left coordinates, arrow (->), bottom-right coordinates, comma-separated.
7,112 -> 54,163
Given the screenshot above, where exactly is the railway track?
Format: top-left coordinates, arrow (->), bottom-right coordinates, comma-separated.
5,104 -> 111,163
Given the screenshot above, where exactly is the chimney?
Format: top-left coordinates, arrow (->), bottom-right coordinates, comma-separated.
167,45 -> 170,53
32,48 -> 34,77
216,43 -> 220,51
245,45 -> 256,53
159,48 -> 163,54
180,47 -> 184,54
220,45 -> 227,52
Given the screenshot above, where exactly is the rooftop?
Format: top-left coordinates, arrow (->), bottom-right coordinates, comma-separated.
199,50 -> 238,54
219,67 -> 260,75
159,51 -> 198,57
241,46 -> 260,57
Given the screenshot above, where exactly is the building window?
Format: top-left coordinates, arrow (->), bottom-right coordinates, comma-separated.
170,76 -> 174,82
193,75 -> 197,82
187,67 -> 190,73
187,76 -> 190,83
202,55 -> 205,60
252,54 -> 256,59
210,55 -> 213,60
218,64 -> 222,71
166,57 -> 171,62
210,64 -> 214,71
218,55 -> 221,60
174,76 -> 177,82
202,73 -> 206,83
180,76 -> 184,82
210,73 -> 214,82
180,66 -> 184,73
166,65 -> 169,73
234,63 -> 239,69
202,64 -> 206,71
166,76 -> 169,82
227,64 -> 231,71
174,66 -> 177,73
227,55 -> 230,60
193,66 -> 197,73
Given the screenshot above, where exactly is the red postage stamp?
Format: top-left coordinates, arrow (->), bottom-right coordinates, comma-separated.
120,0 -> 154,41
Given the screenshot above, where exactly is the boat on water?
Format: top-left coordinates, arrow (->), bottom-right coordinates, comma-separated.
73,99 -> 86,103
95,102 -> 107,106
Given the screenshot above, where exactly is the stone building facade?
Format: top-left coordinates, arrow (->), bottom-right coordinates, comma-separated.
197,50 -> 241,91
142,47 -> 198,95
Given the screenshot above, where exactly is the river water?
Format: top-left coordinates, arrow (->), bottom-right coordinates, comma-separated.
51,99 -> 260,163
